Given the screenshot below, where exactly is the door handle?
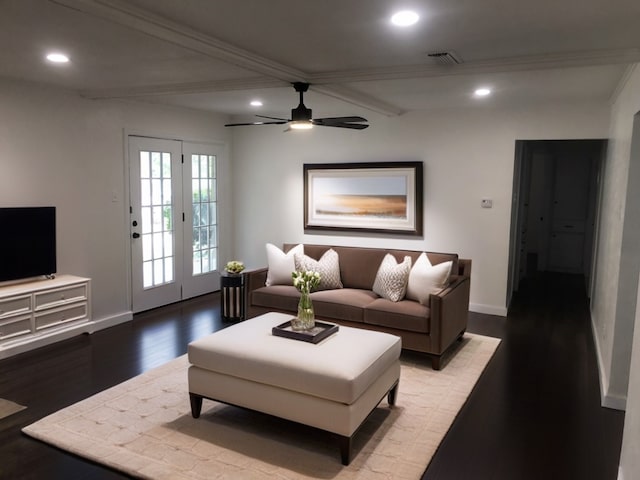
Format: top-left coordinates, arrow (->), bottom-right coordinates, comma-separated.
132,232 -> 140,239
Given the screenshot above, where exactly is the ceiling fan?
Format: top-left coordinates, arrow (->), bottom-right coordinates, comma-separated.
225,82 -> 369,130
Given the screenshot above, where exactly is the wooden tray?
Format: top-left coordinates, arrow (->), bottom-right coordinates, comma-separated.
272,320 -> 339,344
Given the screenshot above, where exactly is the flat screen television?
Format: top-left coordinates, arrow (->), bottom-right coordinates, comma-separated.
0,207 -> 57,283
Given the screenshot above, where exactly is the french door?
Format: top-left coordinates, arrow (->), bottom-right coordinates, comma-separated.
128,136 -> 220,313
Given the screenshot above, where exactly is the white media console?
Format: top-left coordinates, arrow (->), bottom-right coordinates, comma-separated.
0,275 -> 93,359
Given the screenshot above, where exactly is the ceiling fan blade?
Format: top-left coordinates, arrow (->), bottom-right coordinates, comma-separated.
256,115 -> 289,121
313,116 -> 368,124
316,122 -> 369,130
224,121 -> 288,127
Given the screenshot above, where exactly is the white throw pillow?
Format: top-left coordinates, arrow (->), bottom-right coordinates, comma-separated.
294,249 -> 343,291
372,254 -> 412,302
265,243 -> 304,286
406,252 -> 453,305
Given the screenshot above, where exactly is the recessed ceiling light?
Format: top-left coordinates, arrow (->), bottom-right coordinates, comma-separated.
474,88 -> 492,97
250,100 -> 263,107
391,10 -> 419,27
46,52 -> 70,63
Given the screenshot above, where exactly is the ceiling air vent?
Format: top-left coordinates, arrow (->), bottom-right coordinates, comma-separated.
426,51 -> 462,65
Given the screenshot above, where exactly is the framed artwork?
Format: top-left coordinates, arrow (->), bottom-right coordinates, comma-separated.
303,162 -> 423,235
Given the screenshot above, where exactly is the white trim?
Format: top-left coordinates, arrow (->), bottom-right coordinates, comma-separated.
92,311 -> 133,332
470,303 -> 508,317
591,313 -> 628,410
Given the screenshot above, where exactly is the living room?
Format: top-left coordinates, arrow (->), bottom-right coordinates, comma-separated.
1,0 -> 640,478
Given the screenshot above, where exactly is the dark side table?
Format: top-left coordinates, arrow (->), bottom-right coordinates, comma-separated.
221,272 -> 245,322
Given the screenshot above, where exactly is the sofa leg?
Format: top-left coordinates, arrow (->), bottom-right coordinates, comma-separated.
190,393 -> 203,418
431,355 -> 442,371
457,329 -> 466,341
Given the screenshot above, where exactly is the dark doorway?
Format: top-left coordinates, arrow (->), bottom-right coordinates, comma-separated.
507,139 -> 607,306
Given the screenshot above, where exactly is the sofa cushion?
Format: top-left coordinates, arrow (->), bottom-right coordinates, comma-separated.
310,288 -> 377,323
266,243 -> 303,286
406,253 -> 453,304
364,298 -> 431,333
372,254 -> 412,302
294,249 -> 343,291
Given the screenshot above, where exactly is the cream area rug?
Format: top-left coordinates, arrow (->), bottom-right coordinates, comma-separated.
23,333 -> 500,480
0,398 -> 26,420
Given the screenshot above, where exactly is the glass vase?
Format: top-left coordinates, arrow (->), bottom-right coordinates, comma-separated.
292,291 -> 315,331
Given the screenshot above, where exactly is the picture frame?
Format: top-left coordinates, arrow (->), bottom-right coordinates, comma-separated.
304,162 -> 423,235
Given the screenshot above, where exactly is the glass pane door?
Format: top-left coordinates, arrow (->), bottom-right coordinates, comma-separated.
129,137 -> 182,313
182,143 -> 221,299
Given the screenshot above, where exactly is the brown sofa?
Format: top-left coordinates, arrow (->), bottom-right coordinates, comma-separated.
245,244 -> 471,370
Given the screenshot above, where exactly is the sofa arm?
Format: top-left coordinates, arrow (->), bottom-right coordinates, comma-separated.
429,275 -> 470,355
245,267 -> 267,291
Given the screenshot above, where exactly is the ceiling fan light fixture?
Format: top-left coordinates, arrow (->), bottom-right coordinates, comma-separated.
289,120 -> 313,130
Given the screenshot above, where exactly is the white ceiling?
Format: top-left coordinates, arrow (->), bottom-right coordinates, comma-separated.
2,0 -> 640,121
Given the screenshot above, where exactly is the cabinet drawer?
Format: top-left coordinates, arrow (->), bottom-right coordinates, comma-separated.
0,295 -> 31,319
0,315 -> 32,341
35,303 -> 88,331
34,284 -> 88,310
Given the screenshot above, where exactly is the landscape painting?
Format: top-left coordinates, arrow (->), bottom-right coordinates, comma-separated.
304,162 -> 423,235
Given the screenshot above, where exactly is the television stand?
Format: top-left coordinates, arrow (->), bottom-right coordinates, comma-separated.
0,275 -> 92,359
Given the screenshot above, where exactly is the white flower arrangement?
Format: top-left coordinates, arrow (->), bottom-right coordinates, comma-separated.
292,270 -> 321,294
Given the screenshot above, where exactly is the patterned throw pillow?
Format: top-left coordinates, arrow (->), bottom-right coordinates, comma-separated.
372,254 -> 412,302
406,252 -> 453,304
294,249 -> 343,291
265,243 -> 304,286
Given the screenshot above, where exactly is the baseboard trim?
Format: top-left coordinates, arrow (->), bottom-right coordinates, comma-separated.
92,311 -> 133,332
470,303 -> 508,317
590,312 -> 627,411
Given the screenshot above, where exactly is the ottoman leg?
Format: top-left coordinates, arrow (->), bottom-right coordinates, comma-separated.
190,393 -> 203,418
338,434 -> 353,465
387,382 -> 399,406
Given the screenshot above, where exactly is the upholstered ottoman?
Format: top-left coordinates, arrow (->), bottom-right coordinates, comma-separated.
188,311 -> 401,464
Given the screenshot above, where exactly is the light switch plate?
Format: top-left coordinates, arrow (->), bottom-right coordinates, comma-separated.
481,199 -> 493,208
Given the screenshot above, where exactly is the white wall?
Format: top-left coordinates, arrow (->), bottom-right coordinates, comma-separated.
231,103 -> 609,315
591,65 -> 640,410
619,273 -> 640,480
0,78 -> 231,328
615,70 -> 640,480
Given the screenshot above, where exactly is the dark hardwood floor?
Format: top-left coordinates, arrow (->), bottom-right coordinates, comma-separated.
0,273 -> 625,479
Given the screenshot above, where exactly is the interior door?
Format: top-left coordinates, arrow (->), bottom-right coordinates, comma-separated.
547,153 -> 592,273
128,137 -> 221,313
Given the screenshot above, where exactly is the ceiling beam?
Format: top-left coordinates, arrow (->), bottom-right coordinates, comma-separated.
310,48 -> 640,84
50,0 -> 404,116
